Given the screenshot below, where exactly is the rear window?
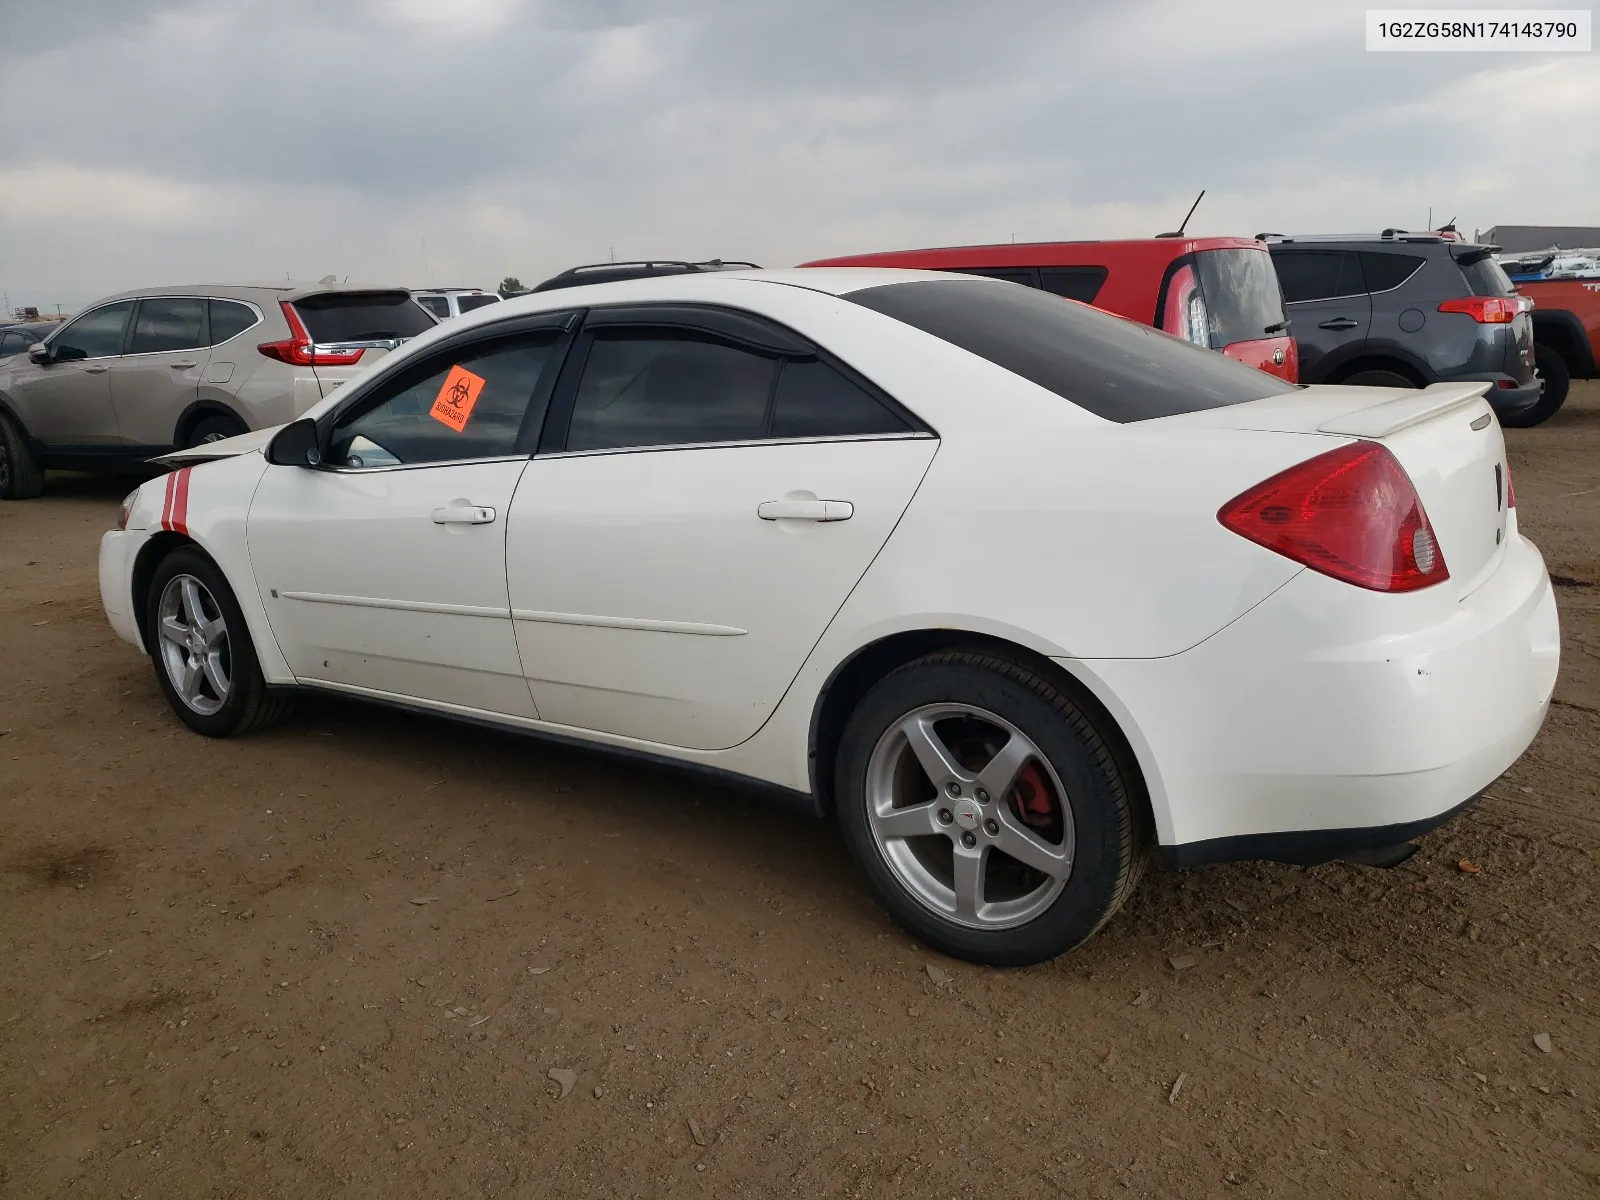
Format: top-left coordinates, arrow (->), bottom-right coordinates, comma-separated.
1192,248 -> 1287,346
1456,252 -> 1515,297
845,278 -> 1296,423
292,291 -> 435,342
456,294 -> 500,313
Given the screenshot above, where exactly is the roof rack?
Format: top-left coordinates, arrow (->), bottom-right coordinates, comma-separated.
530,259 -> 762,293
1255,230 -> 1454,245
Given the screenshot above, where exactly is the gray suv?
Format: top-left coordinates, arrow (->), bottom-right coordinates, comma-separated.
1264,232 -> 1544,425
0,283 -> 435,499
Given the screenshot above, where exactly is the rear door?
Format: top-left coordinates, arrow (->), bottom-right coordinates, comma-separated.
289,290 -> 438,397
111,296 -> 213,448
1270,248 -> 1370,382
505,308 -> 937,751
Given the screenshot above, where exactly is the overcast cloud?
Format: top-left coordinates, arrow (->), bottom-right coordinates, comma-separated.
1,0 -> 1595,311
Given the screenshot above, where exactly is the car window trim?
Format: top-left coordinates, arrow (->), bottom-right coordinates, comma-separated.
311,310 -> 582,470
317,453 -> 534,475
44,298 -> 136,362
124,295 -> 212,358
539,303 -> 931,454
535,430 -> 936,461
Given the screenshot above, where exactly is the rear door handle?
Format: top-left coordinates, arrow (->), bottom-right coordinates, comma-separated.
431,505 -> 496,525
757,499 -> 853,522
168,360 -> 198,369
1318,318 -> 1361,331
83,364 -> 110,374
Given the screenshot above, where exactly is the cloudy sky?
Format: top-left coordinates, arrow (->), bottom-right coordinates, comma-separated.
1,0 -> 1595,312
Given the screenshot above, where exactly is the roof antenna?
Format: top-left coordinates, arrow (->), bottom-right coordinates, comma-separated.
1157,189 -> 1205,239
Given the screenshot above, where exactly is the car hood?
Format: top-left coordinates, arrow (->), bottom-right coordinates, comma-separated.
151,425 -> 281,466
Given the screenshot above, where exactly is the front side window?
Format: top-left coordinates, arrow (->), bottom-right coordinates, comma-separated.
566,332 -> 778,452
208,300 -> 260,345
328,331 -> 561,468
50,301 -> 133,361
129,297 -> 206,354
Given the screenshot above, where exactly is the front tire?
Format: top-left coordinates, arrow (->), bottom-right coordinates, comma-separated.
145,546 -> 292,736
0,409 -> 45,500
835,650 -> 1143,966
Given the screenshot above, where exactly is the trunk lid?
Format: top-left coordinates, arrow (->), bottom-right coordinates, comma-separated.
1163,382 -> 1510,598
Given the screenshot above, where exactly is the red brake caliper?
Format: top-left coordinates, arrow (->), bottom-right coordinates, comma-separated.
1010,761 -> 1056,830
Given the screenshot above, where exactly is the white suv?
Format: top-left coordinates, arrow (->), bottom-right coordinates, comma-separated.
411,289 -> 502,320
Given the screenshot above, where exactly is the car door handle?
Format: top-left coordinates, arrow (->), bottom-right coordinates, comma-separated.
83,364 -> 110,374
757,499 -> 853,522
431,505 -> 496,525
168,360 -> 198,369
1317,318 -> 1361,331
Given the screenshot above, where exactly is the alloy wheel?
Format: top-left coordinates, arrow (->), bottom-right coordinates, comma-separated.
864,703 -> 1075,930
155,574 -> 232,715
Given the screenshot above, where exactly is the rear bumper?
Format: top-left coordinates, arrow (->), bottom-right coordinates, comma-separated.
1068,532 -> 1560,864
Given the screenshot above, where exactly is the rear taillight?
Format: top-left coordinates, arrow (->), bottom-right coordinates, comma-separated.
1218,442 -> 1450,593
1437,296 -> 1519,324
257,302 -> 365,366
1162,264 -> 1210,348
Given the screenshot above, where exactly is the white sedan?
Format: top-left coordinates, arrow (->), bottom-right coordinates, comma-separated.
98,268 -> 1560,965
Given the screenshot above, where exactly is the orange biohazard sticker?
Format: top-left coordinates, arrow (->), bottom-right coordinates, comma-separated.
429,365 -> 487,432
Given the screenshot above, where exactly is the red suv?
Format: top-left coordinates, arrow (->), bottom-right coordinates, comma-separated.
803,237 -> 1298,382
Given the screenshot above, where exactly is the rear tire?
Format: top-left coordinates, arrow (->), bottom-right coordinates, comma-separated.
1502,345 -> 1570,429
145,546 -> 293,737
834,650 -> 1144,966
0,409 -> 45,500
185,414 -> 248,447
1340,368 -> 1417,389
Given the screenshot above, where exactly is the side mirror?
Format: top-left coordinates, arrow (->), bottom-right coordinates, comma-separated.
27,343 -> 49,365
266,417 -> 324,468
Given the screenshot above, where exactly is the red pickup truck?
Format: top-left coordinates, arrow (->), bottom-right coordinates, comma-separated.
1522,278 -> 1600,417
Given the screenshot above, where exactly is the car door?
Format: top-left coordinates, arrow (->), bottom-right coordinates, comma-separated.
247,317 -> 575,716
1269,249 -> 1370,382
505,308 -> 938,751
111,296 -> 213,448
9,301 -> 132,445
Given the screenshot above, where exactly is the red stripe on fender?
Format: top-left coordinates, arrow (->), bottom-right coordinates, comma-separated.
160,470 -> 177,531
171,467 -> 192,536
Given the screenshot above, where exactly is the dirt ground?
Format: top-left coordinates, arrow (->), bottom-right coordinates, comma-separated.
2,385 -> 1597,1200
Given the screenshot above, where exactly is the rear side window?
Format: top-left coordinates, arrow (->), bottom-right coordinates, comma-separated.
949,267 -> 1039,287
293,291 -> 435,342
1040,266 -> 1107,303
457,294 -> 500,313
1358,252 -> 1425,293
1457,253 -> 1515,297
417,296 -> 450,319
769,359 -> 908,439
845,278 -> 1295,423
1191,248 -> 1287,345
567,332 -> 777,451
129,297 -> 205,354
1272,250 -> 1363,303
208,300 -> 260,345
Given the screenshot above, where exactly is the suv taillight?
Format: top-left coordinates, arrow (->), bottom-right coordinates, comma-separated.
257,302 -> 365,366
1218,442 -> 1449,593
1437,296 -> 1519,324
1162,264 -> 1210,348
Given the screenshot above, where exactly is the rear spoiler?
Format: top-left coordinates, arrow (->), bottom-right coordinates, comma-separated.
1317,382 -> 1491,439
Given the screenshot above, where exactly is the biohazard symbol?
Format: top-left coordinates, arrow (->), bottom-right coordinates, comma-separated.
430,365 -> 487,432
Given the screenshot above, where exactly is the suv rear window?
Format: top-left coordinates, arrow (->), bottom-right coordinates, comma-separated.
1456,252 -> 1515,297
1192,248 -> 1287,346
845,278 -> 1295,423
292,291 -> 435,342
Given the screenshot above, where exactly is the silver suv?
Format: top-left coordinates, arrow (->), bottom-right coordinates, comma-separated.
0,283 -> 435,499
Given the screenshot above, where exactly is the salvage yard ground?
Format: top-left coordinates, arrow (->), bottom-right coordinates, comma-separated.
2,385 -> 1598,1199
